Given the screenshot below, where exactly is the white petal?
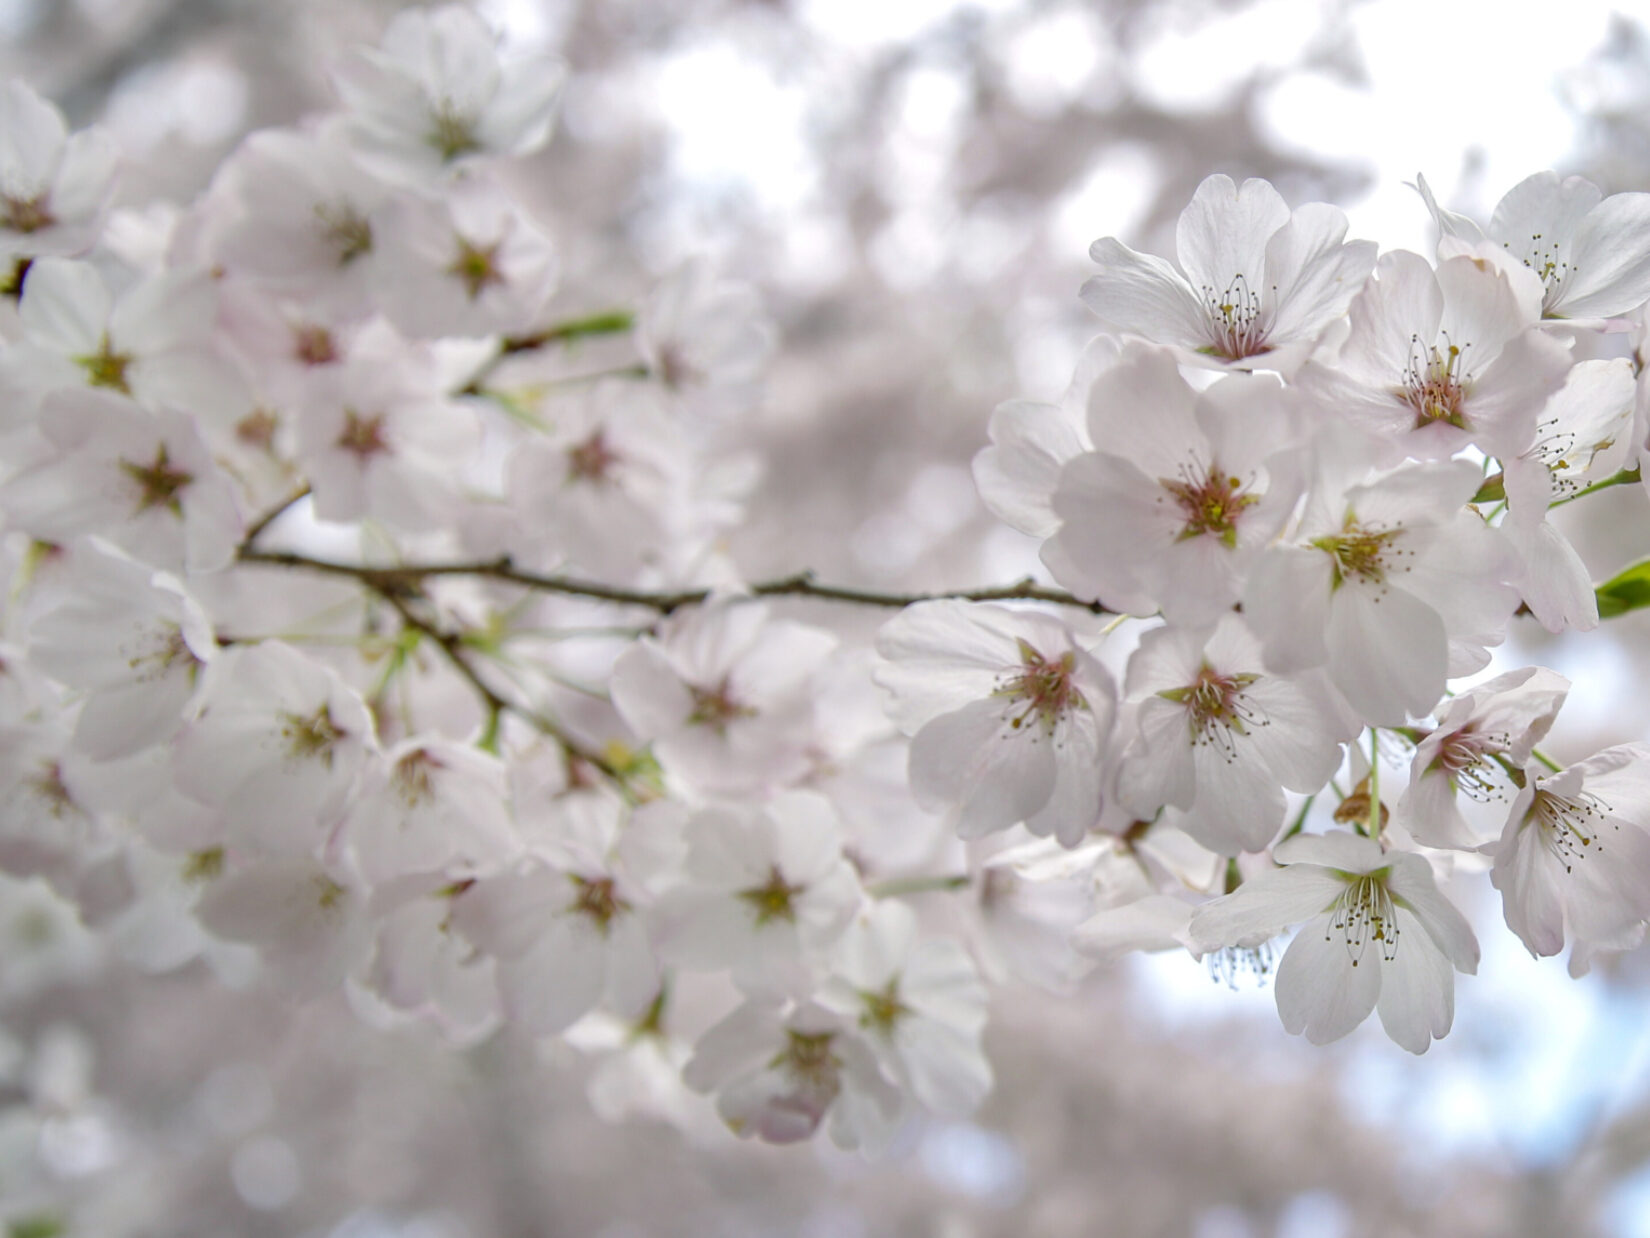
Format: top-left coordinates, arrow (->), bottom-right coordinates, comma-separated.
1274,913 -> 1381,1044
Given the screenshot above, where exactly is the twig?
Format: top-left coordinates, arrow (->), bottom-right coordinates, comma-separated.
235,550 -> 1112,616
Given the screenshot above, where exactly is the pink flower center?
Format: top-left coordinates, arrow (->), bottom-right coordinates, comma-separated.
1159,460 -> 1259,547
1400,336 -> 1471,430
1199,274 -> 1271,360
994,640 -> 1085,735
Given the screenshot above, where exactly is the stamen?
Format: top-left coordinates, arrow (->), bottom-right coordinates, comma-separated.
1530,787 -> 1617,874
1157,457 -> 1260,548
1399,331 -> 1472,430
992,640 -> 1086,737
1159,663 -> 1267,762
1326,871 -> 1399,965
1198,273 -> 1274,361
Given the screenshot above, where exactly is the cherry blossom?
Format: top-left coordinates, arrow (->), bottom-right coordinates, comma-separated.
1397,667 -> 1571,850
873,599 -> 1116,846
1082,173 -> 1376,374
0,79 -> 117,260
1489,743 -> 1650,976
1242,459 -> 1519,724
332,4 -> 564,186
1190,831 -> 1479,1053
1043,344 -> 1307,623
1419,170 -> 1650,323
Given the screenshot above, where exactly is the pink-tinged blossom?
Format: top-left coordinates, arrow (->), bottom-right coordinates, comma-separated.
682,999 -> 903,1150
332,4 -> 564,187
504,382 -> 694,578
1191,831 -> 1479,1053
1242,459 -> 1519,725
1502,358 -> 1637,632
1294,249 -> 1572,464
341,738 -> 518,885
818,900 -> 992,1117
193,854 -> 372,996
609,600 -> 836,797
873,600 -> 1117,847
3,257 -> 244,420
362,875 -> 501,1044
637,258 -> 775,415
369,176 -> 557,339
294,340 -> 479,532
1489,744 -> 1650,976
1116,616 -> 1357,855
1081,174 -> 1376,374
1044,346 -> 1307,622
209,121 -> 385,314
1418,170 -> 1650,323
969,834 -> 1104,992
448,792 -> 662,1037
171,641 -> 377,858
26,542 -> 215,761
0,79 -> 117,259
0,389 -> 242,573
0,717 -> 105,890
1398,667 -> 1570,850
652,792 -> 863,997
972,336 -> 1118,539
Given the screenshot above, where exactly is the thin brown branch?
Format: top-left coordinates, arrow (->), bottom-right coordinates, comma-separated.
238,483 -> 310,550
458,309 -> 638,396
235,550 -> 1112,616
372,587 -> 623,783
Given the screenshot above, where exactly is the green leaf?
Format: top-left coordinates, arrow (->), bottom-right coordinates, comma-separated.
1596,557 -> 1650,619
10,1214 -> 66,1238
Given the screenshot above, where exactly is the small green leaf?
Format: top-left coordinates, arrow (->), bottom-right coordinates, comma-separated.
1596,557 -> 1650,619
10,1214 -> 66,1238
1471,472 -> 1505,504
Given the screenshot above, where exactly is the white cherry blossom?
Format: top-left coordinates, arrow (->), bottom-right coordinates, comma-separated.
1489,743 -> 1650,976
332,4 -> 565,186
682,999 -> 903,1150
171,641 -> 377,858
1294,249 -> 1572,463
873,599 -> 1117,846
0,79 -> 117,260
652,792 -> 863,997
818,900 -> 992,1116
1419,170 -> 1650,323
609,600 -> 836,797
1502,358 -> 1637,632
25,542 -> 215,762
1044,345 -> 1307,623
1082,173 -> 1376,374
1191,831 -> 1479,1053
1397,667 -> 1570,850
1116,616 -> 1357,855
1242,459 -> 1519,725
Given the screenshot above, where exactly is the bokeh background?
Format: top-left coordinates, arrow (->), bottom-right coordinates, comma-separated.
6,0 -> 1650,1234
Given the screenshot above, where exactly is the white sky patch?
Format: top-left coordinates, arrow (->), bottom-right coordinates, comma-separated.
799,0 -> 1016,52
653,43 -> 813,211
1259,0 -> 1620,249
1051,141 -> 1161,262
475,0 -> 562,50
1001,7 -> 1110,117
106,55 -> 248,151
1130,0 -> 1328,113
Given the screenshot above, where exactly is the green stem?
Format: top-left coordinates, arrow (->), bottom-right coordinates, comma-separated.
1365,728 -> 1382,840
866,874 -> 971,898
1549,465 -> 1642,509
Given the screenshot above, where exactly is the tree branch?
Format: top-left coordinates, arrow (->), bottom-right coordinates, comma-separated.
235,549 -> 1111,616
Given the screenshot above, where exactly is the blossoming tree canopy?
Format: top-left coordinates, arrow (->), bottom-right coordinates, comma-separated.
6,3 -> 1650,1165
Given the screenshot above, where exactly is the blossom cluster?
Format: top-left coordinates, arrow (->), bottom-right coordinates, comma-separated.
2,4 -> 1650,1162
